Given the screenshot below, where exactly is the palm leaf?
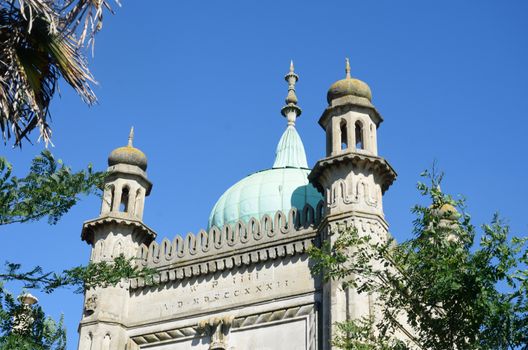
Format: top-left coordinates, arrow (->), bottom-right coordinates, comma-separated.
0,0 -> 106,146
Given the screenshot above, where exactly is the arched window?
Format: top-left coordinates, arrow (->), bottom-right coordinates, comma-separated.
120,186 -> 130,212
355,121 -> 364,150
340,120 -> 348,150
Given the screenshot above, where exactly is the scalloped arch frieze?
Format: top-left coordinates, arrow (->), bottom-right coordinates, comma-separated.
135,203 -> 323,269
327,176 -> 380,209
130,238 -> 312,291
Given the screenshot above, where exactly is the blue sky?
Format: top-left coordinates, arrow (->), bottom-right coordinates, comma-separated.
2,1 -> 528,348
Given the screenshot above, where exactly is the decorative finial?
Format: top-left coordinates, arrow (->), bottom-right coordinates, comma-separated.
128,126 -> 134,147
18,293 -> 38,306
13,293 -> 38,333
281,60 -> 302,125
345,57 -> 351,79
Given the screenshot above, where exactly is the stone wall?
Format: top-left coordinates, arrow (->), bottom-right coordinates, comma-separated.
79,203 -> 326,350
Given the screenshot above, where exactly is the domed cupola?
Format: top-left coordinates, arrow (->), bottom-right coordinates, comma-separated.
108,128 -> 148,170
327,58 -> 372,103
324,58 -> 383,128
208,62 -> 323,229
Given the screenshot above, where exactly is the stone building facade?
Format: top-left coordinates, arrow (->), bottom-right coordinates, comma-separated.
77,60 -> 397,350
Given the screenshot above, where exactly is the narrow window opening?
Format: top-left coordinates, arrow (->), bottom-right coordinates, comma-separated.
355,121 -> 364,150
340,120 -> 348,150
120,186 -> 129,212
109,186 -> 115,212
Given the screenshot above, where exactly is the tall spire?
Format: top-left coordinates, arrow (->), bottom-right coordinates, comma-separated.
345,57 -> 351,79
274,61 -> 308,169
128,126 -> 134,147
281,60 -> 302,126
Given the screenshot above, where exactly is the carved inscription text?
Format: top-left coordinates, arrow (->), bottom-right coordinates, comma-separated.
159,270 -> 292,317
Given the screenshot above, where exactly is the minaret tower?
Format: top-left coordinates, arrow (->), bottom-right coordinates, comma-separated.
309,59 -> 397,350
78,128 -> 156,350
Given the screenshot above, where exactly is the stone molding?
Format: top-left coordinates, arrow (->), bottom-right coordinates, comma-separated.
86,205 -> 388,291
82,215 -> 157,245
129,236 -> 314,290
309,152 -> 396,194
130,304 -> 316,347
320,210 -> 389,233
135,202 -> 324,268
319,212 -> 390,243
125,206 -> 392,291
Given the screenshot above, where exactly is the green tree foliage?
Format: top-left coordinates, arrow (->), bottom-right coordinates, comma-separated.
0,286 -> 66,350
1,255 -> 155,295
309,171 -> 528,350
0,151 -> 155,348
0,0 -> 117,146
0,1 -> 143,348
0,150 -> 105,225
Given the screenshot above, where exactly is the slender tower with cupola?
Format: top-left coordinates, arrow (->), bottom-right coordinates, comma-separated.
78,128 -> 156,350
309,59 -> 397,350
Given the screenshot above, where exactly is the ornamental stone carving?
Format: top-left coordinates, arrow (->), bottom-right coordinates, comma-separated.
198,315 -> 235,350
83,294 -> 97,317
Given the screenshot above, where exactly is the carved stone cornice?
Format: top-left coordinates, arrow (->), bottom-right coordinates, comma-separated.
319,210 -> 389,233
81,215 -> 157,245
129,236 -> 314,290
309,152 -> 397,194
137,205 -> 323,267
130,304 -> 315,346
126,204 -> 325,290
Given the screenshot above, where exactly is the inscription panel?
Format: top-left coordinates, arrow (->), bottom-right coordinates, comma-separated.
128,255 -> 315,324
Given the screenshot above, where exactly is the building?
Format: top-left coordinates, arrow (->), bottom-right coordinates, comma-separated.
77,60 -> 398,350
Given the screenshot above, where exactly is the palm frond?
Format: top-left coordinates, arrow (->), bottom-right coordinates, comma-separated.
0,0 -> 104,146
61,0 -> 120,50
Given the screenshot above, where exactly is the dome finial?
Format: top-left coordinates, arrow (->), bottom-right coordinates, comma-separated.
108,127 -> 148,170
326,58 -> 373,104
281,60 -> 302,125
128,126 -> 134,147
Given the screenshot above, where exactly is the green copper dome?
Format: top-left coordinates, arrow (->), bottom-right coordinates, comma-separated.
208,125 -> 322,229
